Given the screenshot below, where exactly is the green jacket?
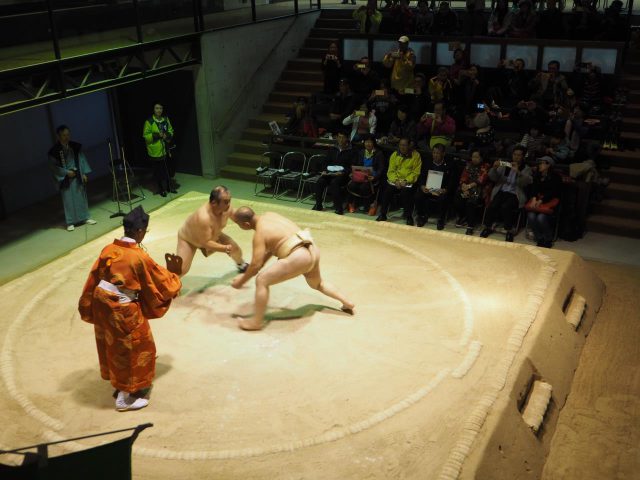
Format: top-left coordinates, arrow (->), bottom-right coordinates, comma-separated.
387,150 -> 422,185
143,116 -> 174,158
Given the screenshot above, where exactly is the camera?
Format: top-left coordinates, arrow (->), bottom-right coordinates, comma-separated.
476,103 -> 485,109
356,63 -> 366,69
499,160 -> 512,168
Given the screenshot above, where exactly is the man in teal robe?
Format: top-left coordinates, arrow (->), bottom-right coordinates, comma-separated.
49,125 -> 96,231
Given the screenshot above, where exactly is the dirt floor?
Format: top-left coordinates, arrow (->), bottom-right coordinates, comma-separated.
0,192 -> 633,479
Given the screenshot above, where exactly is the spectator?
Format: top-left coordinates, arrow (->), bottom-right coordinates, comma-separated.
449,47 -> 470,82
414,143 -> 456,229
390,0 -> 415,34
575,64 -> 603,114
428,67 -> 454,105
353,5 -> 383,34
509,0 -> 538,38
376,137 -> 422,224
347,134 -> 384,212
312,130 -> 357,215
471,109 -> 495,155
350,56 -> 380,104
512,99 -> 549,133
454,64 -> 484,119
283,97 -> 318,138
487,0 -> 513,36
431,1 -> 459,35
525,155 -> 562,247
368,78 -> 398,136
342,103 -> 378,142
387,104 -> 417,146
463,0 -> 486,36
529,60 -> 569,108
382,36 -> 416,93
568,0 -> 601,40
453,149 -> 490,235
329,79 -> 357,133
480,145 -> 533,241
520,123 -> 547,161
414,0 -> 433,34
321,42 -> 342,94
417,101 -> 456,150
543,130 -> 571,164
406,74 -> 430,122
537,0 -> 566,39
596,0 -> 626,41
493,58 -> 530,109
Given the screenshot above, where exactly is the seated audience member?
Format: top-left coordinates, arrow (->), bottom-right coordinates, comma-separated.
512,99 -> 549,134
487,0 -> 513,36
537,0 -> 566,39
509,0 -> 538,38
520,123 -> 546,162
414,0 -> 433,34
406,74 -> 430,122
342,103 -> 377,142
312,130 -> 357,215
596,0 -> 626,41
351,57 -> 380,104
564,106 -> 599,162
353,5 -> 383,34
471,110 -> 495,155
480,145 -> 533,241
387,104 -> 417,146
347,134 -> 384,212
525,155 -> 562,248
544,130 -> 571,164
369,79 -> 398,137
568,0 -> 601,40
376,137 -> 422,224
417,101 -> 456,150
431,1 -> 459,35
329,79 -> 357,133
575,65 -> 603,114
454,64 -> 484,119
428,67 -> 453,105
462,0 -> 486,36
494,58 -> 530,109
322,42 -> 342,94
390,0 -> 415,34
529,60 -> 569,109
449,47 -> 470,82
283,97 -> 318,138
414,143 -> 456,229
382,36 -> 416,94
453,149 -> 490,235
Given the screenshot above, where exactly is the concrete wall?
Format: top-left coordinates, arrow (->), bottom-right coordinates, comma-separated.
195,11 -> 320,178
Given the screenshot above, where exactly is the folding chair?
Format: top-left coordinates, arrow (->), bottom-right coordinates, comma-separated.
0,423 -> 152,480
299,153 -> 327,204
254,151 -> 283,197
274,151 -> 306,201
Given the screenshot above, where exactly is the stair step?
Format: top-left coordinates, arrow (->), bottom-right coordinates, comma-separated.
275,79 -> 323,93
592,198 -> 640,218
624,74 -> 640,89
606,181 -> 640,202
269,91 -> 312,103
600,149 -> 640,168
235,140 -> 267,156
288,57 -> 322,70
310,27 -> 350,38
220,164 -> 257,182
303,37 -> 338,49
227,152 -> 263,168
263,101 -> 291,114
627,90 -> 640,103
319,8 -> 356,19
315,18 -> 356,29
587,214 -> 640,239
299,46 -> 327,57
605,165 -> 640,183
625,103 -> 640,115
622,117 -> 640,132
624,62 -> 640,75
241,127 -> 272,142
248,113 -> 288,129
281,69 -> 323,82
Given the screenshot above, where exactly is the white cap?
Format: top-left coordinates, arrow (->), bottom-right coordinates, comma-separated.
398,36 -> 410,43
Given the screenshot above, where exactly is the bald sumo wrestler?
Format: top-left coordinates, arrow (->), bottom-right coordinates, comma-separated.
231,206 -> 354,330
175,186 -> 248,276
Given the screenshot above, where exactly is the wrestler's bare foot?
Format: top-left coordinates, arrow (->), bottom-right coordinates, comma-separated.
341,301 -> 355,315
239,317 -> 264,331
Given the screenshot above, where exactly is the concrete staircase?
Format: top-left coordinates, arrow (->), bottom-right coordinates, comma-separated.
220,9 -> 355,181
588,57 -> 640,238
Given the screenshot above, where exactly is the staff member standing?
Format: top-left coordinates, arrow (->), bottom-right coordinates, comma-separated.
143,102 -> 175,197
48,125 -> 97,231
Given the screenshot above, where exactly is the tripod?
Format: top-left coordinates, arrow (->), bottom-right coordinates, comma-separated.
108,139 -> 145,218
108,139 -> 126,218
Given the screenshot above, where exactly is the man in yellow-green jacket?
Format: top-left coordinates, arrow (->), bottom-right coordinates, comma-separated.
376,137 -> 422,225
143,102 -> 175,197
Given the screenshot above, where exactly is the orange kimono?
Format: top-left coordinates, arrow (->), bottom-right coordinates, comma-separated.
78,239 -> 181,393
